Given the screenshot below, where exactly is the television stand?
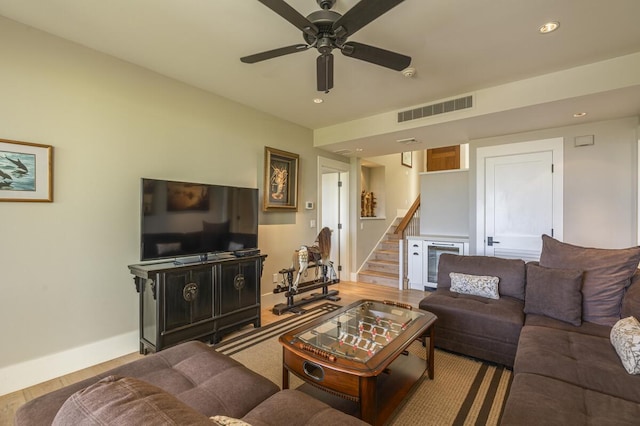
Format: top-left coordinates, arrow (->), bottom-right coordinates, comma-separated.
130,253 -> 266,353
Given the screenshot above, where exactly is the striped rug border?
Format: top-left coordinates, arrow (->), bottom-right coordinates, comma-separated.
451,360 -> 510,426
214,303 -> 340,356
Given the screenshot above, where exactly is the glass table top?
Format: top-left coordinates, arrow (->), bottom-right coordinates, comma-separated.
293,300 -> 424,362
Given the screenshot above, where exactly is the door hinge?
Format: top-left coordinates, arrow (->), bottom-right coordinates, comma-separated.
551,228 -> 554,237
338,265 -> 342,272
551,164 -> 554,173
338,180 -> 342,187
338,223 -> 342,230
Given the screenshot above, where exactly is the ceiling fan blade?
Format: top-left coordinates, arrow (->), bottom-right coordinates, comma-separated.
241,44 -> 309,63
341,41 -> 411,71
317,54 -> 334,93
258,0 -> 318,36
333,0 -> 404,38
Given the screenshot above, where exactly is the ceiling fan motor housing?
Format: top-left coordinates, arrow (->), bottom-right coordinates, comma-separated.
304,9 -> 345,49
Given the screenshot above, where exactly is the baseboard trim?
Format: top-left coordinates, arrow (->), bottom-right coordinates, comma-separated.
0,331 -> 138,396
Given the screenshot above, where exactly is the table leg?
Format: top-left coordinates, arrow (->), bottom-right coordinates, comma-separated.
427,325 -> 435,379
282,365 -> 290,390
359,376 -> 377,425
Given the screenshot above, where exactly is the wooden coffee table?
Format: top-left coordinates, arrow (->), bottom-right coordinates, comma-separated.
279,299 -> 437,425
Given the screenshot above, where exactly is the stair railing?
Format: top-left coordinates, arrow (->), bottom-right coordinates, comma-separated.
396,196 -> 420,289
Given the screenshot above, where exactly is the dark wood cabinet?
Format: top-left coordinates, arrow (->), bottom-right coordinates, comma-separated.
130,254 -> 265,354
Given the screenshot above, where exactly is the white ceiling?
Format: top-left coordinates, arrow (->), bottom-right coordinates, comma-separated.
1,0 -> 640,156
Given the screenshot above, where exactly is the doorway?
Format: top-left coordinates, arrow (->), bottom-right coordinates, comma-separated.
318,157 -> 350,279
475,138 -> 563,260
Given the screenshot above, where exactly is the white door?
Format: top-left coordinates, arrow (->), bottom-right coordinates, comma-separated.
319,157 -> 350,279
477,138 -> 563,261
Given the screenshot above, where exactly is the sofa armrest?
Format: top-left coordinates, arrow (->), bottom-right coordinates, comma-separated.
621,269 -> 640,319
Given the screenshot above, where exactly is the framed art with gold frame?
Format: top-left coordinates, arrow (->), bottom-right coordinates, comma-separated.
0,138 -> 53,202
264,146 -> 299,211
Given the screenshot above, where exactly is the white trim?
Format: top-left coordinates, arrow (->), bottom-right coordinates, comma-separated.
476,138 -> 564,255
0,331 -> 138,396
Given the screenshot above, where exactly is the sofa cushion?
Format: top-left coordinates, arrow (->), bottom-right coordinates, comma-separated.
449,272 -> 500,299
514,325 -> 640,403
539,234 -> 640,326
241,389 -> 367,426
622,270 -> 640,320
524,314 -> 610,338
524,263 -> 583,326
437,254 -> 526,300
52,376 -> 211,426
610,316 -> 640,374
501,373 -> 640,425
15,341 -> 280,426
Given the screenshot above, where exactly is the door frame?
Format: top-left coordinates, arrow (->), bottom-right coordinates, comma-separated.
475,137 -> 564,255
317,156 -> 350,279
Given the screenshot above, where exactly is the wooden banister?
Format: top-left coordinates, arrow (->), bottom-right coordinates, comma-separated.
395,195 -> 420,236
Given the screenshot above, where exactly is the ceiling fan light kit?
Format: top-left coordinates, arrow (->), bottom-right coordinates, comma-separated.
241,0 -> 412,93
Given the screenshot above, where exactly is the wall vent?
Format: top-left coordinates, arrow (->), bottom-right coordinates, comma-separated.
397,95 -> 473,123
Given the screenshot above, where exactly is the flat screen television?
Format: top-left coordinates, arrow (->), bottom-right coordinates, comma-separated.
140,178 -> 259,261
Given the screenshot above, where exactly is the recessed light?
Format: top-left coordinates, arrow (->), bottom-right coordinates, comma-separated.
355,148 -> 363,152
539,21 -> 560,34
573,112 -> 587,118
313,98 -> 323,104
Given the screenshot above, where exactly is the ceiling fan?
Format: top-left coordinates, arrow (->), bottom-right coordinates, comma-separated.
240,0 -> 412,93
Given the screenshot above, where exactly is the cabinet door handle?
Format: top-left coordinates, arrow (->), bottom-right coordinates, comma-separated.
183,283 -> 198,301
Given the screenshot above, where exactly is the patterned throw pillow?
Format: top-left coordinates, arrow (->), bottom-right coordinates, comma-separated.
610,316 -> 640,375
449,272 -> 500,300
210,415 -> 252,426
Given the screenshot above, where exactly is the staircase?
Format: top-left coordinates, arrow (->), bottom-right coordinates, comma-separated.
357,219 -> 401,288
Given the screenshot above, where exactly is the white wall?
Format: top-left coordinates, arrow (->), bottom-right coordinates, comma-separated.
469,117 -> 639,251
0,17 -> 346,394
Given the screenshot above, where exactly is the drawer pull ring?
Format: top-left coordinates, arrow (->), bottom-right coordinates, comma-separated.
303,361 -> 325,382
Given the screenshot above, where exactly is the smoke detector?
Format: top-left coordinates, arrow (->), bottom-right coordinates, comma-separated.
401,67 -> 416,78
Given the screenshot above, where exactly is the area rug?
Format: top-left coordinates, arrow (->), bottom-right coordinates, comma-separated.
214,303 -> 512,425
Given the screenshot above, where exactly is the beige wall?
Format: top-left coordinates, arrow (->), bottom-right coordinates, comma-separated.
0,17 -> 347,393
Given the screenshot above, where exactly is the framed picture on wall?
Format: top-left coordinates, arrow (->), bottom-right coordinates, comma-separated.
264,146 -> 299,211
401,151 -> 413,168
0,138 -> 53,202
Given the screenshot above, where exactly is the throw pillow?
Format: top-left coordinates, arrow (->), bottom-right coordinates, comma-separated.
450,272 -> 500,299
610,316 -> 640,375
210,415 -> 252,426
524,263 -> 583,326
52,375 -> 211,425
539,234 -> 640,326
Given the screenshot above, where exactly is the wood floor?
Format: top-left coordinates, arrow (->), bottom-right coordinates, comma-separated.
0,281 -> 427,424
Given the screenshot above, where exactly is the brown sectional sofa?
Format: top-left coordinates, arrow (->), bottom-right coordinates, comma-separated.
14,340 -> 367,425
419,235 -> 640,425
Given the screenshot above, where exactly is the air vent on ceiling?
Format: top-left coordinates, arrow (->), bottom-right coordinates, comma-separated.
333,149 -> 352,156
397,95 -> 473,123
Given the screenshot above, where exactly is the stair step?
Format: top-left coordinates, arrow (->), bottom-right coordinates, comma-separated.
357,270 -> 399,288
380,240 -> 399,250
366,259 -> 399,274
373,250 -> 399,262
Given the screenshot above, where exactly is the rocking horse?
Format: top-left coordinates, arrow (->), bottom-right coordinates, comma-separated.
272,227 -> 340,315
